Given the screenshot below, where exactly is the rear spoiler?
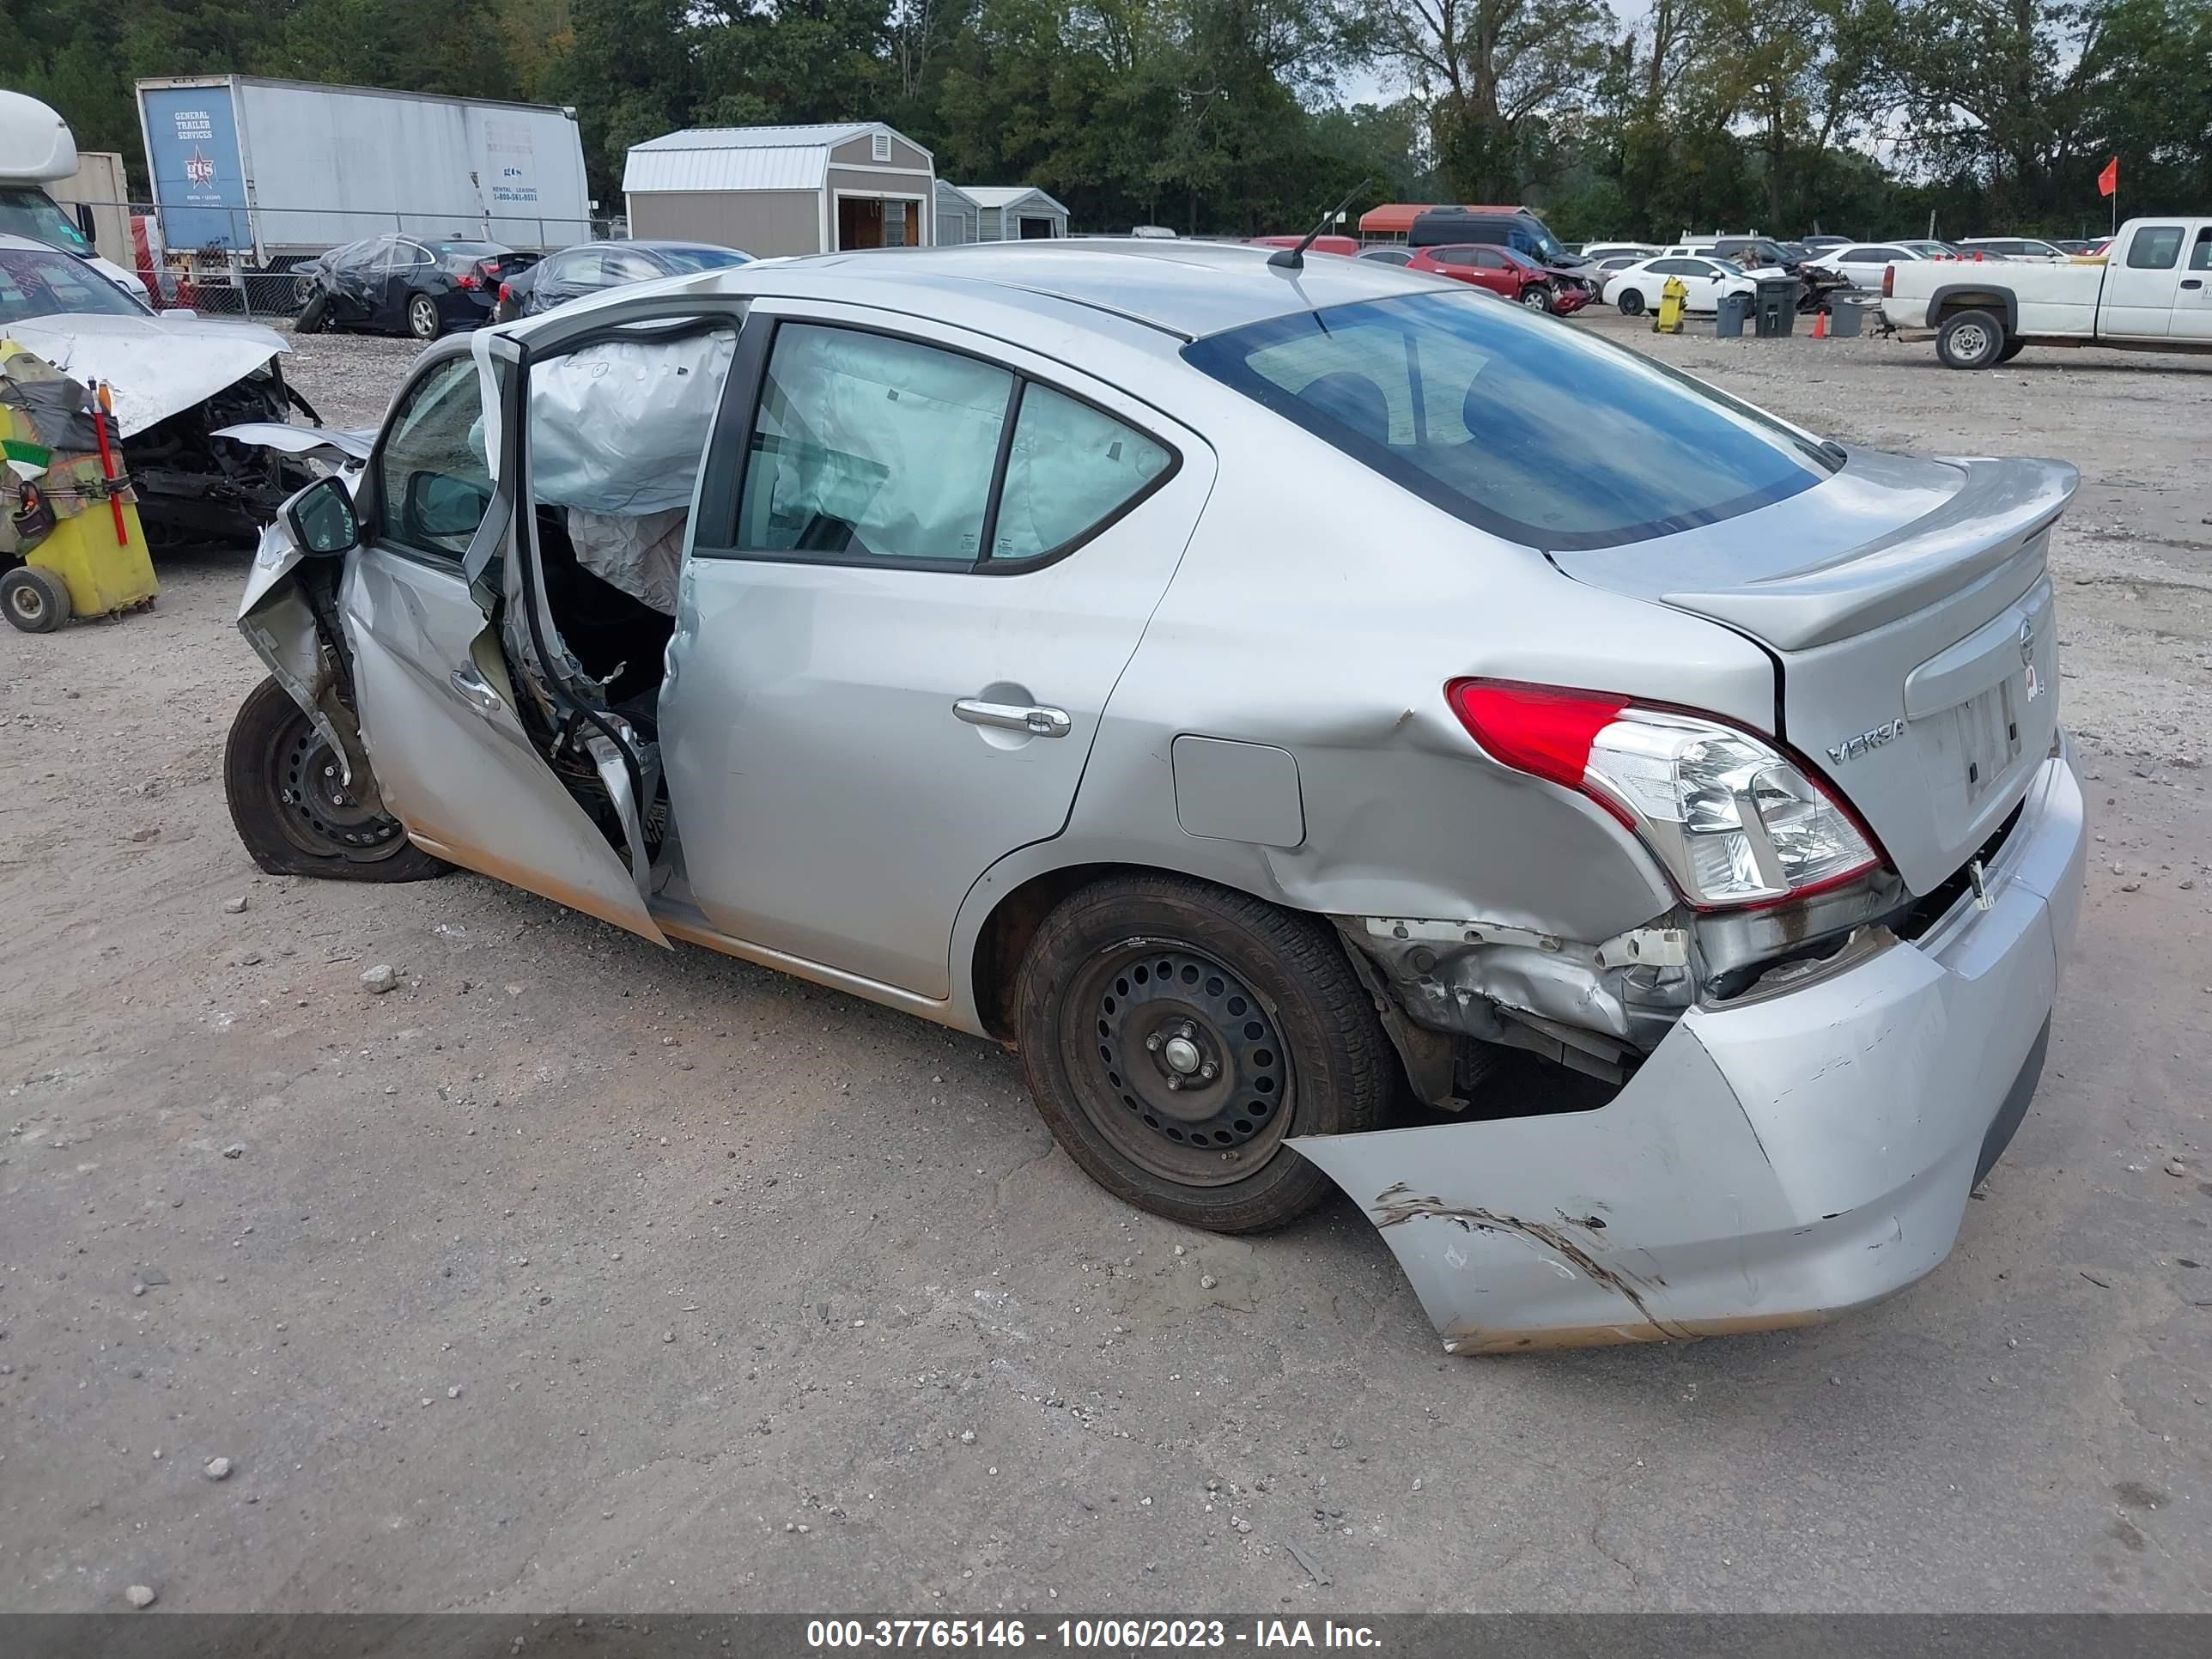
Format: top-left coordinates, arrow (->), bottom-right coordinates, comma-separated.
1661,455 -> 2076,650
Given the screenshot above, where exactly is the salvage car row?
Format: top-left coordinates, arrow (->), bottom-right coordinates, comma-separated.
214,240 -> 2086,1353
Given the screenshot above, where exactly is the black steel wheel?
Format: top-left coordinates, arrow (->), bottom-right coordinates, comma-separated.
223,676 -> 447,881
1,564 -> 70,633
1015,873 -> 1391,1232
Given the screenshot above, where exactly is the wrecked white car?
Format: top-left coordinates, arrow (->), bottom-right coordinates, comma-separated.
222,244 -> 2085,1352
0,234 -> 314,548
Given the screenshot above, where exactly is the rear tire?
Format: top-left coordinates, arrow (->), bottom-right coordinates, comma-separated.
1,564 -> 69,632
406,294 -> 442,341
223,676 -> 448,882
1936,308 -> 2006,369
1617,289 -> 1646,316
1012,873 -> 1391,1234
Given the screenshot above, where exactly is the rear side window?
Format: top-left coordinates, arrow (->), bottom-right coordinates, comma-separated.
2191,230 -> 2211,271
2127,227 -> 2184,269
990,386 -> 1170,562
738,325 -> 1012,563
1184,292 -> 1833,550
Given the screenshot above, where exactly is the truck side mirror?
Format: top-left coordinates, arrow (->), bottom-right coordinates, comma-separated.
74,203 -> 96,241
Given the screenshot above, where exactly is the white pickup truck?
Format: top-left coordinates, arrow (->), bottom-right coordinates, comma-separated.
1882,216 -> 2211,368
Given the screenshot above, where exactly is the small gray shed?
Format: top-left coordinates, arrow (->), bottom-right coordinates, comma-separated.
933,180 -> 981,246
960,185 -> 1070,241
623,122 -> 934,258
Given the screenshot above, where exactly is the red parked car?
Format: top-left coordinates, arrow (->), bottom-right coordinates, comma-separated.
1246,234 -> 1361,258
1405,243 -> 1590,314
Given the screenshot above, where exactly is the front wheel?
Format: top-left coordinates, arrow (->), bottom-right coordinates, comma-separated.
1013,874 -> 1391,1233
1520,283 -> 1555,312
223,677 -> 449,881
1936,308 -> 2006,369
406,294 -> 443,341
1616,288 -> 1646,316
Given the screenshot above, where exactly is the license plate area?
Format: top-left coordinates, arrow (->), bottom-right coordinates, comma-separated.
1955,677 -> 2024,805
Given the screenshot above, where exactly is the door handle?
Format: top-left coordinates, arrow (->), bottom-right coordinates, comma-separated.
450,665 -> 503,716
2184,279 -> 2204,290
953,697 -> 1072,738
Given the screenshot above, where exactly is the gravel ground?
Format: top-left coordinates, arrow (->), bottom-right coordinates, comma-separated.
1,312 -> 2207,1615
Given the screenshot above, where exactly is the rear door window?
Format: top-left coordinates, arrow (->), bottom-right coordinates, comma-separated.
2191,229 -> 2211,270
737,325 -> 1012,564
1184,290 -> 1833,550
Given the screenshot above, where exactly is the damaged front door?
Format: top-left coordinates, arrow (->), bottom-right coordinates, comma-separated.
337,346 -> 668,945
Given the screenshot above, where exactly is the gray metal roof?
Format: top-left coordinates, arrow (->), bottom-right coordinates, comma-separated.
623,121 -> 931,196
958,185 -> 1071,216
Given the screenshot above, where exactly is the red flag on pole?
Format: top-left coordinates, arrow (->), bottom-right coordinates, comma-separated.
2098,157 -> 2118,198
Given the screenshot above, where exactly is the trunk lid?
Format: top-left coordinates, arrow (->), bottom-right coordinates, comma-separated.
1550,447 -> 2075,895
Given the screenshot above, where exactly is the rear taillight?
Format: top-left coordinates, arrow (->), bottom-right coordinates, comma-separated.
456,271 -> 481,289
498,282 -> 512,303
1448,680 -> 1884,911
1881,264 -> 1894,297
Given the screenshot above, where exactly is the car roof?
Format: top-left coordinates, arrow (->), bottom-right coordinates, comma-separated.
505,239 -> 1449,344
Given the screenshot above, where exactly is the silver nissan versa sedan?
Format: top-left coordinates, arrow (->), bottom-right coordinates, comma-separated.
222,241 -> 2085,1353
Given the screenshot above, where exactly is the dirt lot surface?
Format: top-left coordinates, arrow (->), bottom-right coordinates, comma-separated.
3,311 -> 2208,1614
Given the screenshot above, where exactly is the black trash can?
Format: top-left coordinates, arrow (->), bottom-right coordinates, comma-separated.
1754,276 -> 1801,337
1715,291 -> 1751,337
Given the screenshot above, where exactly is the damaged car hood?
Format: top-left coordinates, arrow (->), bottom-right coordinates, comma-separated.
3,311 -> 287,437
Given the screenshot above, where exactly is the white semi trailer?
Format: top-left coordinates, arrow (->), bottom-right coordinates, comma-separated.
135,76 -> 592,290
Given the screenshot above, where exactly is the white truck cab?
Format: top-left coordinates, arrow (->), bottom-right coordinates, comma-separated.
0,89 -> 150,304
1883,216 -> 2211,368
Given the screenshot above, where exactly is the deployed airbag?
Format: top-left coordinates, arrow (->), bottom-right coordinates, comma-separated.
565,506 -> 687,616
527,331 -> 736,515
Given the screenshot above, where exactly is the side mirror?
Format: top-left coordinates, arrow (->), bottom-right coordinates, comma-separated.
286,475 -> 360,556
75,202 -> 96,241
404,471 -> 490,540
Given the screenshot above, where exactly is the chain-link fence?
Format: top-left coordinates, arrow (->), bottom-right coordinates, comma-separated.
81,201 -> 629,319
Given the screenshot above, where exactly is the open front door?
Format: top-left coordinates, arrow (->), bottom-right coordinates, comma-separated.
337,339 -> 669,945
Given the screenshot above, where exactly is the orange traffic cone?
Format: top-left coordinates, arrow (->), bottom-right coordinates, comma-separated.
1810,308 -> 1828,340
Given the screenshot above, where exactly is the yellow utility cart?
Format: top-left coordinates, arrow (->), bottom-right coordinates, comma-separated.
2,339 -> 156,634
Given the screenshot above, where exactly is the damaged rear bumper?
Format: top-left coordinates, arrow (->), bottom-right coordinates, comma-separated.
1291,744 -> 2086,1353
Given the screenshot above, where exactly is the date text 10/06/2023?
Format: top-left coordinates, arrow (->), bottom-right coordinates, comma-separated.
806,1619 -> 1382,1650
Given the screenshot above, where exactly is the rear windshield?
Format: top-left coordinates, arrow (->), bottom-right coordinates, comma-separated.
1183,291 -> 1834,550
